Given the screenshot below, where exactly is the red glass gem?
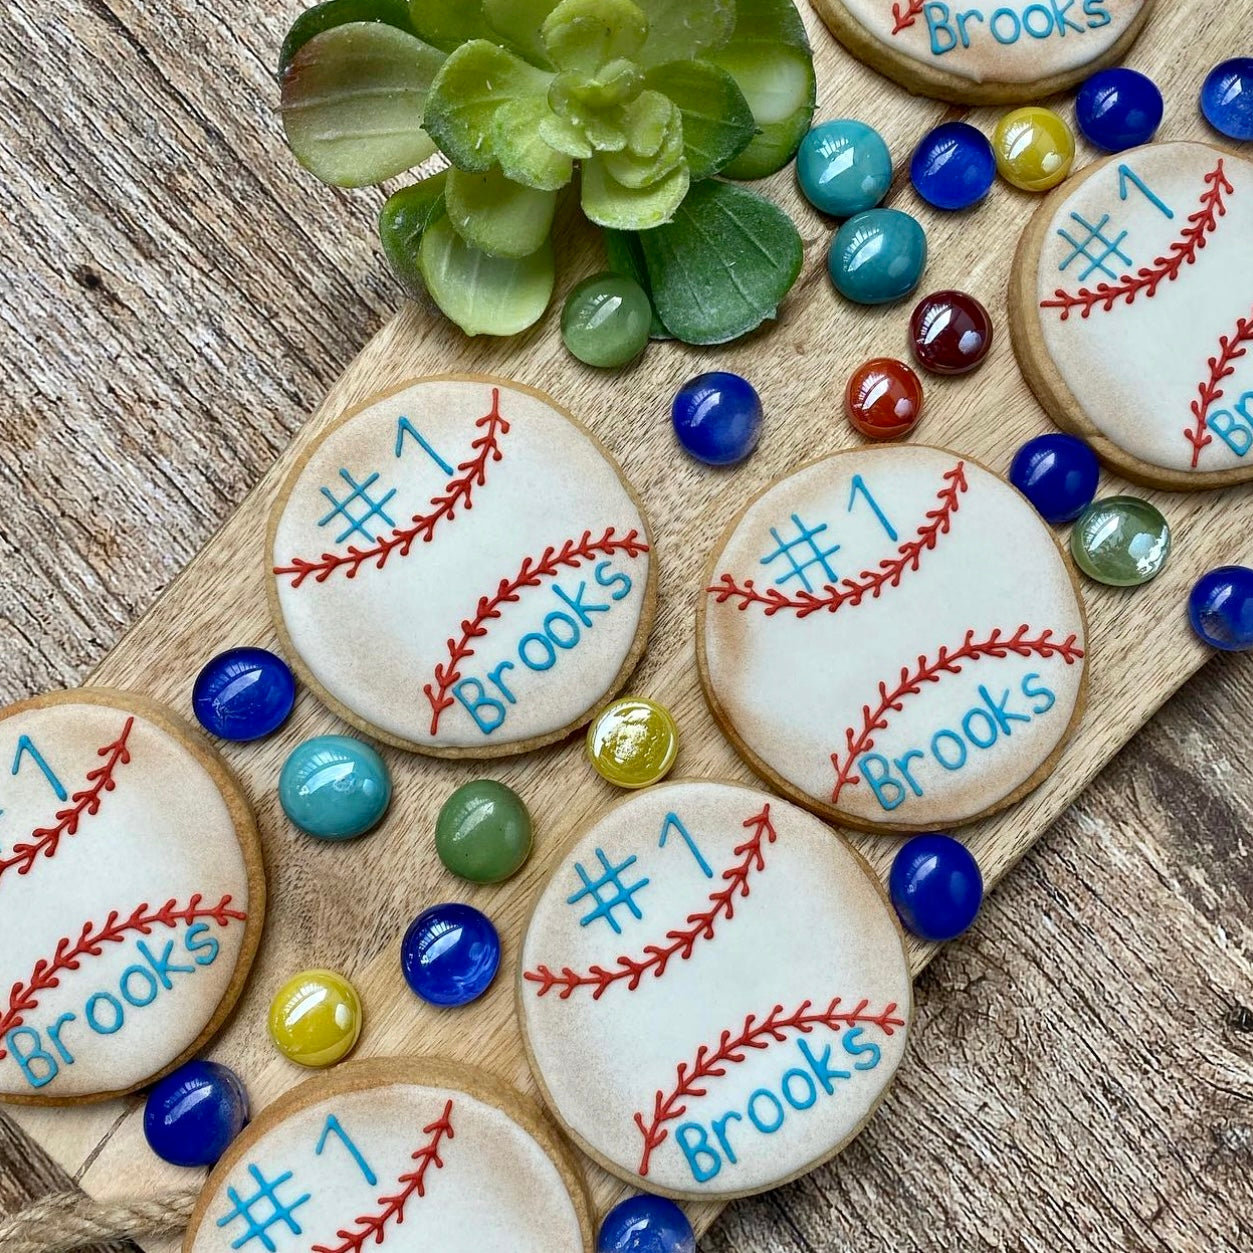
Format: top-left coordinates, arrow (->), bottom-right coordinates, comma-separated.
844,358 -> 924,441
909,290 -> 994,375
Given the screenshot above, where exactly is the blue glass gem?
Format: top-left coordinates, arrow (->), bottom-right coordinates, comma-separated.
279,734 -> 391,841
1201,58 -> 1253,142
671,372 -> 763,466
192,647 -> 295,742
1189,566 -> 1253,651
909,121 -> 996,211
598,1194 -> 696,1253
828,208 -> 928,306
1009,433 -> 1100,526
797,119 -> 893,218
401,902 -> 500,1007
889,833 -> 983,943
143,1060 -> 249,1168
1075,68 -> 1164,152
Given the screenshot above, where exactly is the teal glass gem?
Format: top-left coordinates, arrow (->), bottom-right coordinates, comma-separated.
828,208 -> 928,306
797,119 -> 893,218
1071,496 -> 1171,587
436,779 -> 533,884
279,734 -> 391,840
561,272 -> 652,369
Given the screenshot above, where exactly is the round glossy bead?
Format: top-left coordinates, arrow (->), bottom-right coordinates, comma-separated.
1071,496 -> 1171,587
889,833 -> 983,943
671,372 -> 763,466
828,208 -> 928,306
562,273 -> 651,369
401,903 -> 501,1007
268,970 -> 362,1067
1009,433 -> 1100,525
192,647 -> 295,742
598,1194 -> 696,1253
909,121 -> 996,211
844,358 -> 924,441
909,290 -> 993,376
586,697 -> 679,789
1075,67 -> 1164,152
436,779 -> 532,884
1188,566 -> 1253,651
797,119 -> 893,218
143,1060 -> 249,1167
992,108 -> 1075,192
1201,58 -> 1253,142
279,734 -> 391,841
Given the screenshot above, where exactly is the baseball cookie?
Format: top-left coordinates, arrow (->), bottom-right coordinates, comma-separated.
268,375 -> 655,757
0,689 -> 263,1105
185,1057 -> 593,1253
519,781 -> 912,1199
1012,141 -> 1253,490
811,0 -> 1153,104
699,446 -> 1087,833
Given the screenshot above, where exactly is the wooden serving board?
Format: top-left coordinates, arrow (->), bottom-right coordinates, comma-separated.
10,2 -> 1251,1246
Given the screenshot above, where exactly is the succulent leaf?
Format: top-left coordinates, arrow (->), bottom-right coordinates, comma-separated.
379,172 -> 449,298
281,23 -> 444,187
602,100 -> 683,187
445,165 -> 559,257
644,59 -> 755,179
406,0 -> 493,51
540,0 -> 649,73
496,99 -> 577,188
483,0 -> 561,67
632,0 -> 735,67
280,0 -> 415,74
581,153 -> 689,229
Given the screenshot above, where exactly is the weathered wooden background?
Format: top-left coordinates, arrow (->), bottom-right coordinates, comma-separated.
1,0 -> 1251,1248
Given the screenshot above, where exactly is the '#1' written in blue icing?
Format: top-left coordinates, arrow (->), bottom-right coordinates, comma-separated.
921,1 -> 1111,56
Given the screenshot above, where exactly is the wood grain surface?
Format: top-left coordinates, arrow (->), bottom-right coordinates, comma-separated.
1,0 -> 1250,1249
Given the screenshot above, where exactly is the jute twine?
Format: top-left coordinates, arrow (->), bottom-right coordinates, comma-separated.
0,1189 -> 198,1252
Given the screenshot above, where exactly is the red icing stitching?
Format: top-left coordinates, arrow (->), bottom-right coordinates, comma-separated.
0,895 -> 246,1059
1041,159 -> 1234,319
310,1100 -> 455,1253
0,718 -> 133,883
424,527 -> 651,734
1184,308 -> 1253,468
706,462 -> 967,618
829,625 -> 1085,804
890,0 -> 926,33
274,389 -> 509,587
524,805 -> 777,1000
632,997 -> 905,1177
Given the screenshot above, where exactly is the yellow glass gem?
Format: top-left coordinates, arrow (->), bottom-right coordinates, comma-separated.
586,697 -> 679,789
268,969 -> 362,1068
992,107 -> 1075,192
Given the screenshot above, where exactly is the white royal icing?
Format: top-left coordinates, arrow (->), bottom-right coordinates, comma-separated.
1033,142 -> 1253,477
835,0 -> 1145,86
700,446 -> 1086,830
190,1076 -> 585,1253
519,781 -> 913,1198
270,377 -> 652,753
0,695 -> 255,1100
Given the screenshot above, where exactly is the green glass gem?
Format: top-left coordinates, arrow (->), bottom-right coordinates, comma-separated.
1071,495 -> 1171,587
435,780 -> 533,884
561,272 -> 652,368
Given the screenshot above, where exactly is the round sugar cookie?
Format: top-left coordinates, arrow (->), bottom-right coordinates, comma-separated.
811,0 -> 1153,104
698,445 -> 1088,833
1012,141 -> 1253,490
268,375 -> 656,757
0,689 -> 263,1105
518,780 -> 912,1199
184,1057 -> 593,1253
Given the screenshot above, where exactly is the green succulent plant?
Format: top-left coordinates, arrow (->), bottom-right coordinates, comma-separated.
280,0 -> 815,342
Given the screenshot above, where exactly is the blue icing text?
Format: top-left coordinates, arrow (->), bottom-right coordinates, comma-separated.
1209,393 -> 1253,459
923,1 -> 1110,56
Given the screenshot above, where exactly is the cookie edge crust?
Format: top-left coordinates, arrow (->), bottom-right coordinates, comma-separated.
0,685 -> 266,1107
694,445 -> 1091,835
264,373 -> 659,759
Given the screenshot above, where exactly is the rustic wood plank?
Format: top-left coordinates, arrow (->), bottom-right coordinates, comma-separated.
0,0 -> 1250,1248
